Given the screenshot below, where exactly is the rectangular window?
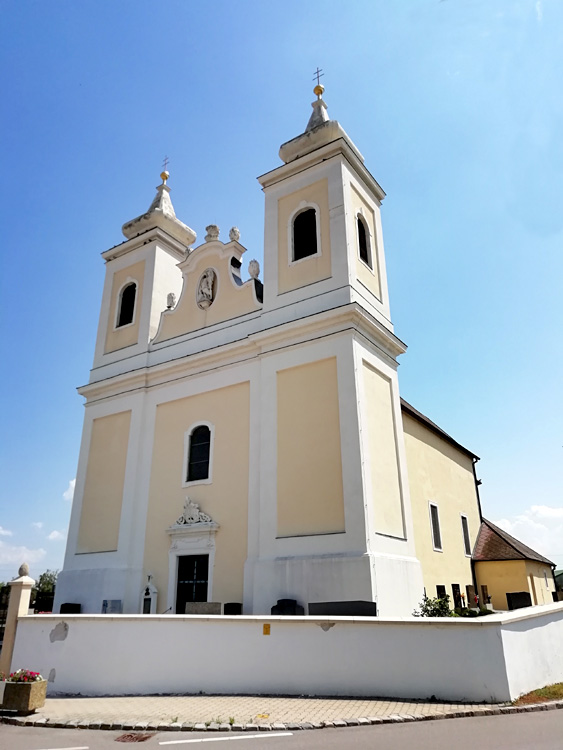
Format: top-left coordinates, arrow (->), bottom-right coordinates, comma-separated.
461,515 -> 471,556
436,585 -> 447,599
429,503 -> 442,551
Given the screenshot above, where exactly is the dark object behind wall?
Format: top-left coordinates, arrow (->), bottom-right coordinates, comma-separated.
506,591 -> 532,610
271,599 -> 304,615
60,602 -> 82,614
309,600 -> 377,617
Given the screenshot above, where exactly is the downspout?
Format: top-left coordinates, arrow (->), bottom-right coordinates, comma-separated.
471,458 -> 483,597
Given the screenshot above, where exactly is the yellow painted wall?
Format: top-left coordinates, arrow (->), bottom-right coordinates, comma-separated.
402,412 -> 480,602
526,560 -> 556,606
153,248 -> 260,343
104,260 -> 145,353
277,358 -> 345,537
363,363 -> 404,538
350,185 -> 382,300
144,382 -> 250,605
77,411 -> 131,553
277,178 -> 332,295
475,560 -> 529,611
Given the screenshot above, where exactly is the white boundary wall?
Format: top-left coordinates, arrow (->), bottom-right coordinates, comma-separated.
11,603 -> 563,703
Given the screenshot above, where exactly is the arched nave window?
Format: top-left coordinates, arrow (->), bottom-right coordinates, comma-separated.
186,424 -> 212,483
116,282 -> 137,328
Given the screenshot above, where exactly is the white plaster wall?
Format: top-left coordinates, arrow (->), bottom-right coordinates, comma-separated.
12,604 -> 563,703
500,604 -> 563,699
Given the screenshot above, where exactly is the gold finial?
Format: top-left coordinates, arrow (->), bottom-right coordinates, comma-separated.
312,67 -> 324,98
161,156 -> 170,184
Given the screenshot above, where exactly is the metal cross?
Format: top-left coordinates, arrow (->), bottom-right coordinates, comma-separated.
313,67 -> 324,86
162,155 -> 169,171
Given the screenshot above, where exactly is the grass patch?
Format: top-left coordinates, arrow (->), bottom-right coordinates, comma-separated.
513,683 -> 563,705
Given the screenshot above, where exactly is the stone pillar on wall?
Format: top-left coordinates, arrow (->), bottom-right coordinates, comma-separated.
0,563 -> 35,676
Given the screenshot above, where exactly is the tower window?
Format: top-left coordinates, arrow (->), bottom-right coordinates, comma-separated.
357,215 -> 372,268
187,425 -> 212,482
117,282 -> 137,328
292,208 -> 318,261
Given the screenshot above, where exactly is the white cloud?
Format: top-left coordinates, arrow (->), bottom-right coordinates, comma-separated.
0,526 -> 13,537
535,1 -> 543,23
47,530 -> 66,542
32,522 -> 44,530
494,505 -> 563,563
0,541 -> 46,565
63,478 -> 76,502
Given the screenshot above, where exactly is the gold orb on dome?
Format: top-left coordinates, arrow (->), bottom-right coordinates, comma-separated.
313,84 -> 325,97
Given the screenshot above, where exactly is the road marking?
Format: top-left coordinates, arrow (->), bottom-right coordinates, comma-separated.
159,733 -> 292,745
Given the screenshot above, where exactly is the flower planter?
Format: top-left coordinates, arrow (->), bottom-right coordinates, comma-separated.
2,679 -> 47,714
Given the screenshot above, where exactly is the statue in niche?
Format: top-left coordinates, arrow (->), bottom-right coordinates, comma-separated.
196,268 -> 216,310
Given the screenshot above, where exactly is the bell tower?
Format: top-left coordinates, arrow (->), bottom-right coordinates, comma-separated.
91,170 -> 195,372
258,84 -> 393,334
249,83 -> 424,617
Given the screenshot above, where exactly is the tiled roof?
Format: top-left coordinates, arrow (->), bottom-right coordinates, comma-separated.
472,518 -> 554,566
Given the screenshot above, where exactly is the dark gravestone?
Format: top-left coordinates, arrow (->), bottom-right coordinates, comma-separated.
60,603 -> 81,614
308,600 -> 377,617
224,602 -> 242,615
506,591 -> 532,611
271,599 -> 304,616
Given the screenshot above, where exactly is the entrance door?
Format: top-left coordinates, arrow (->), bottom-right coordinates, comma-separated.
176,555 -> 209,614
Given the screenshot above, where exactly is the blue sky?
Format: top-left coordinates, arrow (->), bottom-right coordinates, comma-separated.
1,0 -> 561,580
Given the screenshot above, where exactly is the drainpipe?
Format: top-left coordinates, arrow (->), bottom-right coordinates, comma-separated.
470,458 -> 482,598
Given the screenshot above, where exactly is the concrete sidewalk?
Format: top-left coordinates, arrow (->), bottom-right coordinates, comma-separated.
0,693 -> 524,731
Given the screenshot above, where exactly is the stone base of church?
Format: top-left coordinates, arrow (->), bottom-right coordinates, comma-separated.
244,551 -> 424,617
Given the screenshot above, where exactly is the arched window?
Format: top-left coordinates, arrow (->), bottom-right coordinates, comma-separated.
187,425 -> 211,482
117,282 -> 136,328
292,208 -> 318,262
357,215 -> 371,268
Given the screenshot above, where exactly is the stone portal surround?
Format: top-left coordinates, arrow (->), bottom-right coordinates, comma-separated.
2,695 -> 562,732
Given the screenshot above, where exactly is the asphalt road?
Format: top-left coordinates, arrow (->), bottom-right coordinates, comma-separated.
1,711 -> 562,750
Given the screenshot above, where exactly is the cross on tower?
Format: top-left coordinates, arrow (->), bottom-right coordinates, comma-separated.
312,67 -> 324,86
162,155 -> 169,171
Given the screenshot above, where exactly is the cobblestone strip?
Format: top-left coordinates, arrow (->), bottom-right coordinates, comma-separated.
1,699 -> 562,732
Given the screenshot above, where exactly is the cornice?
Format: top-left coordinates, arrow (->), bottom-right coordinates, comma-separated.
78,303 -> 406,404
101,227 -> 188,262
257,140 -> 385,203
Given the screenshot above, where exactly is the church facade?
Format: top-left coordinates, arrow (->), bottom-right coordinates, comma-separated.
54,86 -> 484,617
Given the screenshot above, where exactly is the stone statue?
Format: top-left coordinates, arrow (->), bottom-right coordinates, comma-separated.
196,268 -> 216,309
205,224 -> 220,242
248,259 -> 260,279
166,292 -> 176,309
229,226 -> 240,242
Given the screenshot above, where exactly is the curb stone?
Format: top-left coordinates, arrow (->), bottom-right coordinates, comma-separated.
1,700 -> 561,733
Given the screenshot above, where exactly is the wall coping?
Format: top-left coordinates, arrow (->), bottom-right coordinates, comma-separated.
19,602 -> 563,628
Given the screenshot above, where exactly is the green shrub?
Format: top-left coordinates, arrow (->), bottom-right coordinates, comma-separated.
413,595 -> 454,617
